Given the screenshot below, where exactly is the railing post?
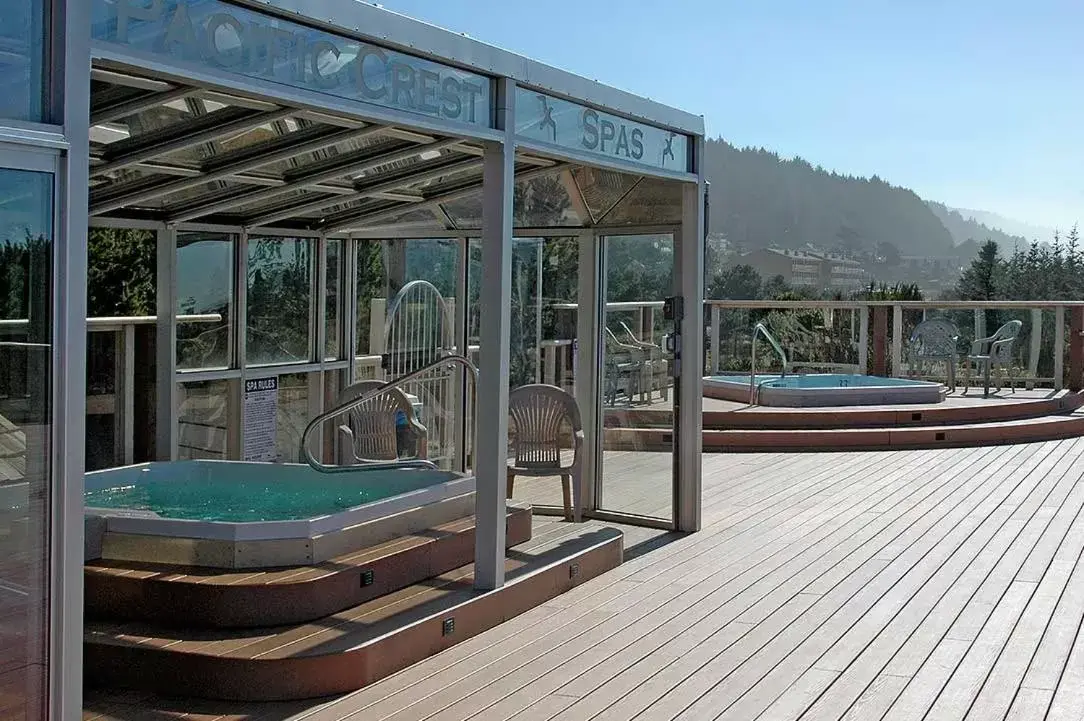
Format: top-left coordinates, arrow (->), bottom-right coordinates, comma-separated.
120,323 -> 135,465
974,308 -> 986,341
858,306 -> 869,374
1071,307 -> 1084,392
1055,306 -> 1065,391
1028,308 -> 1042,389
873,306 -> 888,376
891,305 -> 903,377
710,304 -> 720,374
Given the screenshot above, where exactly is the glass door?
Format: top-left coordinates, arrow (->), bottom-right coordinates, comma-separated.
597,234 -> 676,525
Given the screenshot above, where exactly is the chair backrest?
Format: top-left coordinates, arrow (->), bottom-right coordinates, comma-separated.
508,384 -> 582,470
990,320 -> 1023,363
337,380 -> 415,461
909,319 -> 960,358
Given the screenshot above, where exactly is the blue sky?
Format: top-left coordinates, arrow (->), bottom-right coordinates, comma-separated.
377,0 -> 1082,230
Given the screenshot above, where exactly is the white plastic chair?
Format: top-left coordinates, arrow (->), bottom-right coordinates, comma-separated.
964,319 -> 1023,396
335,380 -> 428,463
506,384 -> 584,522
907,319 -> 960,389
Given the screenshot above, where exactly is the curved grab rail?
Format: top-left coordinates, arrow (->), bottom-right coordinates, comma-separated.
299,355 -> 479,474
750,322 -> 789,405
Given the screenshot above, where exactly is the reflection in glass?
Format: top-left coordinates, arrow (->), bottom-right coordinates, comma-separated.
176,233 -> 234,370
325,240 -> 342,360
0,0 -> 46,121
176,380 -> 230,460
246,237 -> 314,366
0,167 -> 52,719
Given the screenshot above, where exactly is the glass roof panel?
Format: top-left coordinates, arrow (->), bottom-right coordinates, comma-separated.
598,176 -> 683,226
571,167 -> 642,224
351,207 -> 449,233
443,171 -> 581,229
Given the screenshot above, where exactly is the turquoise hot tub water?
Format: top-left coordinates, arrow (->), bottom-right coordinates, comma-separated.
703,373 -> 944,407
84,461 -> 461,523
712,374 -> 931,389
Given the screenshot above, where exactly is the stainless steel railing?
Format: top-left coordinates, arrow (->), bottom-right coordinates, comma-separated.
298,354 -> 479,474
750,322 -> 789,405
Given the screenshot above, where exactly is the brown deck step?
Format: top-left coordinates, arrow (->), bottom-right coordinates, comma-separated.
605,410 -> 1084,452
607,391 -> 1084,430
84,525 -> 624,701
85,503 -> 532,628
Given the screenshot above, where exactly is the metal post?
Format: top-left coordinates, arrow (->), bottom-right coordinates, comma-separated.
155,227 -> 178,460
120,323 -> 135,465
577,231 -> 600,515
710,304 -> 721,374
858,306 -> 869,375
454,236 -> 468,472
1028,308 -> 1042,390
474,78 -> 516,591
54,0 -> 92,715
891,304 -> 903,377
534,239 -> 543,384
676,137 -> 705,534
1055,305 -> 1065,391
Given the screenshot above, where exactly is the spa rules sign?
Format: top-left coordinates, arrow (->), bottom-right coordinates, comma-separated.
244,376 -> 278,462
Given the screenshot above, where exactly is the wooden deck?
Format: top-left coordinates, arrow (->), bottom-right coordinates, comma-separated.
86,440 -> 1084,720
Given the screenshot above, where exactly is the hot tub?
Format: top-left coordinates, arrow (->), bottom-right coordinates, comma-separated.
84,460 -> 476,568
704,373 -> 944,407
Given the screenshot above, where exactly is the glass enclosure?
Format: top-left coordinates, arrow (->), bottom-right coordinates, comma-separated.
0,166 -> 53,720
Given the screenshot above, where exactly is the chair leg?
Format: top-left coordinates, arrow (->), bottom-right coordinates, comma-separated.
560,475 -> 573,522
506,468 -> 515,499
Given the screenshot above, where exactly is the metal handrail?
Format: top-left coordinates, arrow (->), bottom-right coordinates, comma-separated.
750,322 -> 789,405
298,354 -> 479,474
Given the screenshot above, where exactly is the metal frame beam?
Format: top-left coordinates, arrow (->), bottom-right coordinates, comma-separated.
94,106 -> 295,176
330,162 -> 564,234
90,125 -> 383,214
167,137 -> 466,224
247,156 -> 482,228
473,77 -> 516,591
90,85 -> 196,126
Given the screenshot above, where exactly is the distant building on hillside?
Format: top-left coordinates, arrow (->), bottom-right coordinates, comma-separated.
741,248 -> 869,291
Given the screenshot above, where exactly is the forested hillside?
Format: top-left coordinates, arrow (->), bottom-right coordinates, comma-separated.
926,201 -> 1028,251
704,139 -> 957,257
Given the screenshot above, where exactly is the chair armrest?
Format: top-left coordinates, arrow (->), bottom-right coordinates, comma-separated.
970,336 -> 994,355
338,424 -> 355,444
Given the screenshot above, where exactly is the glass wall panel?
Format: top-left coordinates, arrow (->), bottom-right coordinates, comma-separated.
0,0 -> 47,122
275,372 -> 310,463
355,239 -> 462,470
176,233 -> 234,370
467,237 -> 580,511
0,167 -> 52,719
246,236 -> 314,366
325,239 -> 342,360
176,379 -> 230,460
598,234 -> 675,523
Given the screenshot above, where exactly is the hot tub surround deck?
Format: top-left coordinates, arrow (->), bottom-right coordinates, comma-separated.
704,373 -> 945,407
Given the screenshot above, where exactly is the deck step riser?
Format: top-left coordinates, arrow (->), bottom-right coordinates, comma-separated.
84,531 -> 623,701
84,506 -> 533,628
